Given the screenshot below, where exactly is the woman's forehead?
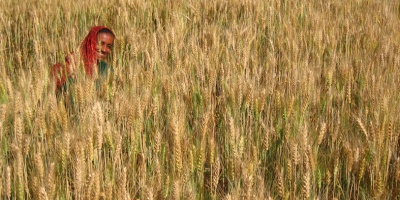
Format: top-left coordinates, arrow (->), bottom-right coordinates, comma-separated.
98,32 -> 114,43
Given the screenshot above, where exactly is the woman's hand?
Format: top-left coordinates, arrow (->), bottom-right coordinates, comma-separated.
65,52 -> 77,79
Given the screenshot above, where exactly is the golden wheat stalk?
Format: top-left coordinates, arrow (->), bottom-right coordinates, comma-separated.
212,157 -> 220,196
74,143 -> 85,199
354,116 -> 368,139
6,165 -> 11,199
46,163 -> 56,199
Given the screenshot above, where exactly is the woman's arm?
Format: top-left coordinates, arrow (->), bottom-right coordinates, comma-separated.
51,52 -> 77,91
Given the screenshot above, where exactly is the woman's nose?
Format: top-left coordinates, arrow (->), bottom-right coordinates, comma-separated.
102,45 -> 111,53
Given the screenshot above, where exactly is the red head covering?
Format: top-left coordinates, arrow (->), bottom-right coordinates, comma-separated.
80,26 -> 114,77
52,26 -> 114,89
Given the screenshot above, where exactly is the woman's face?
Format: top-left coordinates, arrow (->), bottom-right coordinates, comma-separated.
96,32 -> 114,61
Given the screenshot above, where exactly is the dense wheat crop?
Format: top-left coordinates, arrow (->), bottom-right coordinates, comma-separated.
1,0 -> 400,199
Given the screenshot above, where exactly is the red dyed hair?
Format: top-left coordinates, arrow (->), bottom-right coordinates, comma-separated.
51,26 -> 115,89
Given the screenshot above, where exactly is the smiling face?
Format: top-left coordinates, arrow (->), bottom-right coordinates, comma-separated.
96,32 -> 114,61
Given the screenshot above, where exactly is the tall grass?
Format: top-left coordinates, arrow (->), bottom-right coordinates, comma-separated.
1,0 -> 400,199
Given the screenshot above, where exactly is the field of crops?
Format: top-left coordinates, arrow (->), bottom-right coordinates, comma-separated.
0,0 -> 400,199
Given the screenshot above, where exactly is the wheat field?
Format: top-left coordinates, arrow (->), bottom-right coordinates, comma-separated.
0,0 -> 400,199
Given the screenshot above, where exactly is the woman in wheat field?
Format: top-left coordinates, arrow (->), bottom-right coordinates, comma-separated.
51,26 -> 115,93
